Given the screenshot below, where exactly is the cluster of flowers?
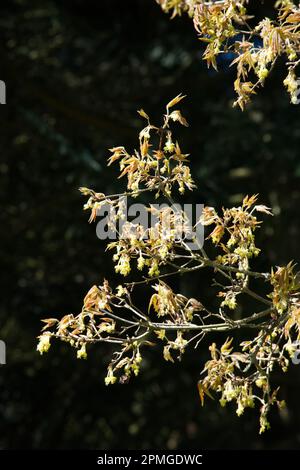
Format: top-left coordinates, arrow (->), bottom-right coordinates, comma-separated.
157,0 -> 300,108
200,194 -> 272,309
37,97 -> 300,433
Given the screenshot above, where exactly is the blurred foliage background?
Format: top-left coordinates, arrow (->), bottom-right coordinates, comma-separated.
1,0 -> 300,449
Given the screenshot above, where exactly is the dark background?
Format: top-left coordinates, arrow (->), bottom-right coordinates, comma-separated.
1,0 -> 300,449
